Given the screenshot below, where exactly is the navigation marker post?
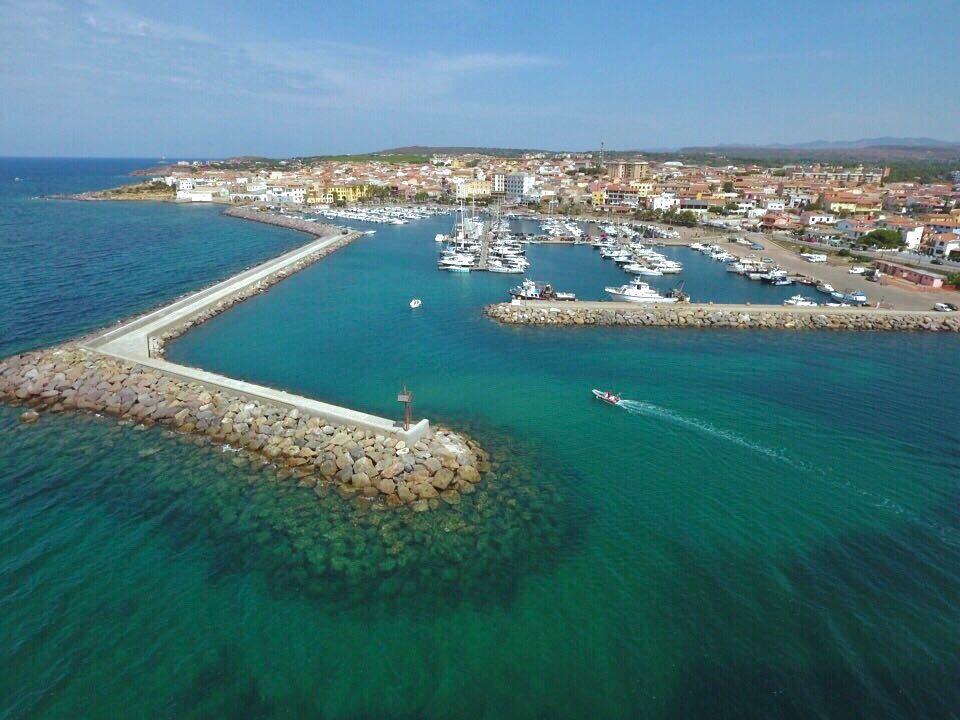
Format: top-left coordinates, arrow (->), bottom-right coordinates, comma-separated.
397,385 -> 413,432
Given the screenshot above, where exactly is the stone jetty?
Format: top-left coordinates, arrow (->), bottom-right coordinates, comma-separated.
0,346 -> 487,511
147,230 -> 356,355
1,207 -> 490,511
223,205 -> 339,235
486,301 -> 960,332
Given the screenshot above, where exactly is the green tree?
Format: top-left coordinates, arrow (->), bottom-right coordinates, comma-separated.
859,229 -> 903,249
722,181 -> 735,193
414,191 -> 429,202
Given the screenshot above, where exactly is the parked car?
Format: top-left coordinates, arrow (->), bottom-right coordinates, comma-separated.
931,258 -> 944,265
848,266 -> 867,275
933,303 -> 956,312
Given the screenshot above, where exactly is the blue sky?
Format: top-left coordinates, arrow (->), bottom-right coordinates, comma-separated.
1,0 -> 957,156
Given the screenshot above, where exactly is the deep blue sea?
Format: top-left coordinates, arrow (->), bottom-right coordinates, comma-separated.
2,159 -> 960,719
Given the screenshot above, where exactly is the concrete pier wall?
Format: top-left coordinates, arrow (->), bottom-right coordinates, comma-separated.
80,214 -> 430,442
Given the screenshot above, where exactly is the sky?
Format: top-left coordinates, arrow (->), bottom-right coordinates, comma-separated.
1,0 -> 957,157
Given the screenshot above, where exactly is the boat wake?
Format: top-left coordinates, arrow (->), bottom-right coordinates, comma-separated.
618,399 -> 791,465
617,398 -> 958,545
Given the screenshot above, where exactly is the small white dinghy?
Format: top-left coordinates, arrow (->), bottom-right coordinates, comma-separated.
409,298 -> 422,309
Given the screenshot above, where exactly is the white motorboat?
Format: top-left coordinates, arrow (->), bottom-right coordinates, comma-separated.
409,298 -> 422,309
604,279 -> 677,303
510,278 -> 576,301
815,282 -> 835,294
653,262 -> 682,274
783,294 -> 818,307
592,389 -> 622,406
488,261 -> 524,274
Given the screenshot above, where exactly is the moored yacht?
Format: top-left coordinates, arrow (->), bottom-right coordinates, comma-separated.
604,278 -> 677,303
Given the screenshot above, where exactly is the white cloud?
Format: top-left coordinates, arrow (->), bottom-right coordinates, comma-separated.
0,0 -> 556,114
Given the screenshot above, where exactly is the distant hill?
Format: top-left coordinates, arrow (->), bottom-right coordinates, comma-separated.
381,139 -> 960,162
776,137 -> 959,150
381,145 -> 552,158
673,142 -> 960,167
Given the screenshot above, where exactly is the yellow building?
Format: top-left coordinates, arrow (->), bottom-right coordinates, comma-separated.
591,189 -> 606,206
629,181 -> 655,197
455,180 -> 492,200
307,183 -> 371,204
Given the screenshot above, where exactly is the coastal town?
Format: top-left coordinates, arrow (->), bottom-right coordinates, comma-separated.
78,148 -> 960,308
122,151 -> 959,264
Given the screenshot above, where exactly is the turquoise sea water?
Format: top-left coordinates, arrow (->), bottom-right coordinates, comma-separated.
3,160 -> 960,719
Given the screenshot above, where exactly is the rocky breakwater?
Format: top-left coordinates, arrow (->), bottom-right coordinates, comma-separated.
223,206 -> 340,236
149,230 -> 357,356
1,346 -> 488,512
485,302 -> 960,332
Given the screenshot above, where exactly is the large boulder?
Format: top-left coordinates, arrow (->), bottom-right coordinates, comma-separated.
351,472 -> 371,489
353,456 -> 375,477
457,465 -> 480,484
381,461 -> 404,479
414,483 -> 438,499
396,481 -> 416,503
430,468 -> 454,490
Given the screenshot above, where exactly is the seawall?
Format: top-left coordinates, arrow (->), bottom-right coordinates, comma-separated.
223,205 -> 339,235
486,301 -> 960,332
1,209 -> 489,511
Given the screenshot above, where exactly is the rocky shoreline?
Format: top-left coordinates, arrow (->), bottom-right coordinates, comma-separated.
485,302 -> 960,332
1,346 -> 487,512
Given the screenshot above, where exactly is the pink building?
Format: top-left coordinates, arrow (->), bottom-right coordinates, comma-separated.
874,260 -> 944,288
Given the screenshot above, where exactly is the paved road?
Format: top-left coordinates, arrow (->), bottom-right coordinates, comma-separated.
666,226 -> 958,311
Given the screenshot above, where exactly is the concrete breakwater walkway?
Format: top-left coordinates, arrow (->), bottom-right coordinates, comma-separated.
1,210 -> 490,512
486,301 -> 960,332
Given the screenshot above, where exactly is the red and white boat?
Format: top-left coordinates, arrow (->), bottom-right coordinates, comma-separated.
592,389 -> 621,406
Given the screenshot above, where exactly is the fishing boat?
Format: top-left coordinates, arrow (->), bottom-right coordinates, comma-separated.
592,389 -> 621,406
605,278 -> 677,303
409,298 -> 422,309
510,278 -> 576,301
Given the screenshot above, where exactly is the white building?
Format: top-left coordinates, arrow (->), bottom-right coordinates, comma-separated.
492,173 -> 506,195
505,173 -> 535,201
650,194 -> 679,212
279,187 -> 306,204
176,186 -> 227,202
